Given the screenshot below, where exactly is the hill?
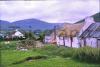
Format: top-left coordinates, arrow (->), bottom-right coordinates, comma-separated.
0,19 -> 63,31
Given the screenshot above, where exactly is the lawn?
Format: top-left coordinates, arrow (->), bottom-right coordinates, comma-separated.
0,41 -> 100,67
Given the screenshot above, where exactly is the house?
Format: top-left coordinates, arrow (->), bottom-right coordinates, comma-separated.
44,30 -> 55,44
44,12 -> 100,48
11,29 -> 25,38
56,23 -> 84,48
44,26 -> 61,44
44,36 -> 52,44
56,16 -> 100,48
79,23 -> 100,48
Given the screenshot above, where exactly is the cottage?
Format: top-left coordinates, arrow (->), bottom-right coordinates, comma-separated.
79,23 -> 100,48
44,14 -> 100,48
44,35 -> 51,43
56,23 -> 84,48
11,29 -> 24,38
56,17 -> 99,48
44,30 -> 56,44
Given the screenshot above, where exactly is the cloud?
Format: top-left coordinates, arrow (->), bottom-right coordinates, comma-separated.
0,0 -> 99,23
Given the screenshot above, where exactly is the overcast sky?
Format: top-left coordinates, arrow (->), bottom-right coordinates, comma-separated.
0,0 -> 99,23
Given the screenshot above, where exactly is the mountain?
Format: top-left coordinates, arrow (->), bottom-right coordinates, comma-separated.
13,19 -> 53,31
0,20 -> 11,31
0,19 -> 64,31
76,12 -> 100,23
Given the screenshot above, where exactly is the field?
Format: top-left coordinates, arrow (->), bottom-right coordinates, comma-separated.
0,41 -> 100,67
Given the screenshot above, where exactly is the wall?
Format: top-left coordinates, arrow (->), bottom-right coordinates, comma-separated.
56,36 -> 79,48
80,38 -> 97,48
44,36 -> 52,43
86,38 -> 97,47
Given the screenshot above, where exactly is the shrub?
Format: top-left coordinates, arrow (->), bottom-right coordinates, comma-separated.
73,46 -> 100,63
17,39 -> 36,49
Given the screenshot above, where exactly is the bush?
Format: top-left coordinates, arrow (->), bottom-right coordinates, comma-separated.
17,39 -> 36,49
73,46 -> 100,63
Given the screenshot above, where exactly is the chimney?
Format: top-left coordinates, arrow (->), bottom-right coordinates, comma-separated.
78,17 -> 95,36
85,16 -> 95,23
83,17 -> 95,31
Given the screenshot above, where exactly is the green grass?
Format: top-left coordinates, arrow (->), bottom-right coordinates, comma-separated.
0,41 -> 100,67
1,50 -> 100,67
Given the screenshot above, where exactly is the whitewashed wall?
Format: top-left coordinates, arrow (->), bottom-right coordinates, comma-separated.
80,38 -> 97,48
86,38 -> 97,47
56,36 -> 79,48
56,36 -> 64,46
44,36 -> 52,43
72,37 -> 79,48
79,39 -> 85,47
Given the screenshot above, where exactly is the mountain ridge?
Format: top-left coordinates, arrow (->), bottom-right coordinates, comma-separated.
0,18 -> 64,31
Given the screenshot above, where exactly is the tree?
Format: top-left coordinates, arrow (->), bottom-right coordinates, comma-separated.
24,32 -> 36,40
37,31 -> 45,43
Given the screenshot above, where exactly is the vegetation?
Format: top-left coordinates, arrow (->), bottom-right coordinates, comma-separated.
0,41 -> 100,67
16,39 -> 36,49
37,31 -> 45,42
24,32 -> 36,40
73,46 -> 100,63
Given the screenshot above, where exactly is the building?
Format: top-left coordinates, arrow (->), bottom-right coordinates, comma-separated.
56,23 -> 84,48
56,17 -> 100,48
11,29 -> 24,38
79,23 -> 100,48
44,30 -> 56,44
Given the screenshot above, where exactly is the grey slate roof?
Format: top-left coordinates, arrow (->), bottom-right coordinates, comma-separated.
80,23 -> 100,38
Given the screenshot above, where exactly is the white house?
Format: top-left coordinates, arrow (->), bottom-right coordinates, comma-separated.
56,36 -> 79,48
79,23 -> 100,48
12,29 -> 24,38
56,17 -> 100,48
44,36 -> 52,44
56,23 -> 84,48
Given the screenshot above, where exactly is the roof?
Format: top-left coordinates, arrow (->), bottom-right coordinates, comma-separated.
79,23 -> 100,38
57,23 -> 84,37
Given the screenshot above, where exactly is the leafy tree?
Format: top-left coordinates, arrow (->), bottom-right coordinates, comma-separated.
37,31 -> 45,42
24,32 -> 36,40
